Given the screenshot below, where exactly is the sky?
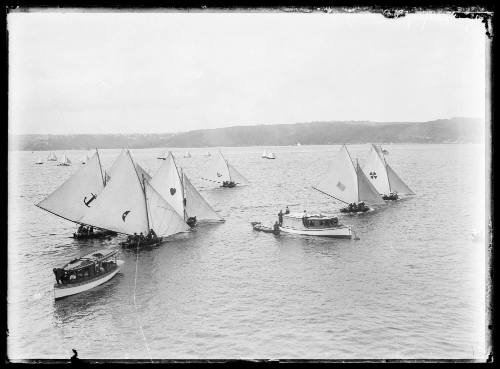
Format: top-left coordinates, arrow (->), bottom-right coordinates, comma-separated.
8,10 -> 487,135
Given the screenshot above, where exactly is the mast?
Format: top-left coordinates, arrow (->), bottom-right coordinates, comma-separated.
95,148 -> 105,186
142,174 -> 150,231
180,168 -> 187,221
356,158 -> 360,203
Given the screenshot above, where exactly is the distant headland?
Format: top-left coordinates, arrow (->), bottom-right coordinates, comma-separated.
9,117 -> 484,151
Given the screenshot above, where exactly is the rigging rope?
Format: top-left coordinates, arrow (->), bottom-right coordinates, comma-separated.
133,241 -> 153,362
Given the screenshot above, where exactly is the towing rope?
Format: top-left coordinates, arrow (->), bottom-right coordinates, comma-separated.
133,240 -> 153,362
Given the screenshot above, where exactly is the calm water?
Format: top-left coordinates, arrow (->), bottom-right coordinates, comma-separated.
8,144 -> 488,360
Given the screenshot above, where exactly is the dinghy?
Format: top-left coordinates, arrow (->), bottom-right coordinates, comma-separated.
36,150 -> 114,239
57,154 -> 72,166
251,221 -> 280,235
157,151 -> 168,160
53,249 -> 123,300
150,151 -> 224,228
362,144 -> 415,200
312,145 -> 385,213
77,149 -> 190,248
47,152 -> 57,161
261,151 -> 276,159
201,150 -> 249,188
35,158 -> 44,164
279,212 -> 352,238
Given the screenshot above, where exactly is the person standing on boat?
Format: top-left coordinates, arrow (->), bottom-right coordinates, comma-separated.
278,209 -> 283,226
273,221 -> 280,235
149,228 -> 157,240
285,206 -> 290,214
302,210 -> 308,227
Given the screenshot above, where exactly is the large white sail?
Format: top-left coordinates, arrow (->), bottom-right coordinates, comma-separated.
80,150 -> 149,235
386,164 -> 415,195
144,180 -> 190,237
356,162 -> 385,204
227,163 -> 249,185
150,152 -> 185,220
59,154 -> 71,165
202,150 -> 231,183
47,152 -> 57,161
183,173 -> 223,222
313,145 -> 358,204
362,144 -> 391,195
37,152 -> 105,223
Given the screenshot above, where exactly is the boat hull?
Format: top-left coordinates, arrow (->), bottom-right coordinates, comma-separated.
279,225 -> 352,238
120,237 -> 163,248
54,263 -> 122,300
72,231 -> 117,239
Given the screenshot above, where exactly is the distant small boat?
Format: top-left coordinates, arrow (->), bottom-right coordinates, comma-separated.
204,152 -> 211,157
157,151 -> 168,160
279,212 -> 352,238
80,154 -> 90,164
57,154 -> 72,166
184,152 -> 192,158
35,158 -> 44,164
261,151 -> 276,159
53,249 -> 123,300
296,142 -> 301,147
47,152 -> 57,161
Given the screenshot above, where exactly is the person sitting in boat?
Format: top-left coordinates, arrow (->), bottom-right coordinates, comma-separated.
285,206 -> 290,214
187,216 -> 197,228
69,273 -> 76,281
77,224 -> 85,234
278,210 -> 283,226
273,221 -> 280,235
139,232 -> 145,241
88,226 -> 94,235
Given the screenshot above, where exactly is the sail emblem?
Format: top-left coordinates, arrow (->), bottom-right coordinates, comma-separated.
83,193 -> 97,207
216,172 -> 222,177
122,210 -> 131,222
336,181 -> 346,191
170,188 -> 176,195
369,171 -> 377,179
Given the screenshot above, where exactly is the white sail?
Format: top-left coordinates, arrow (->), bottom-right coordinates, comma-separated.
106,150 -> 150,184
80,150 -> 149,235
47,152 -> 57,161
37,152 -> 105,223
150,152 -> 185,219
362,144 -> 391,195
202,150 -> 231,183
356,161 -> 385,204
144,180 -> 190,237
314,145 -> 358,204
386,164 -> 415,195
58,154 -> 71,165
183,173 -> 223,222
227,163 -> 249,185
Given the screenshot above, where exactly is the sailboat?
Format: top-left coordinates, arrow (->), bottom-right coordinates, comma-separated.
57,154 -> 72,166
184,152 -> 192,158
312,145 -> 385,213
150,152 -> 223,228
362,144 -> 415,200
79,149 -> 189,247
80,153 -> 90,164
261,151 -> 276,159
47,152 -> 57,161
36,150 -> 116,239
201,150 -> 249,188
35,158 -> 44,164
204,152 -> 211,157
157,151 -> 168,160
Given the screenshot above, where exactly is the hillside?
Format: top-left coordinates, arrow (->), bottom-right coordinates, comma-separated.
9,117 -> 484,151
